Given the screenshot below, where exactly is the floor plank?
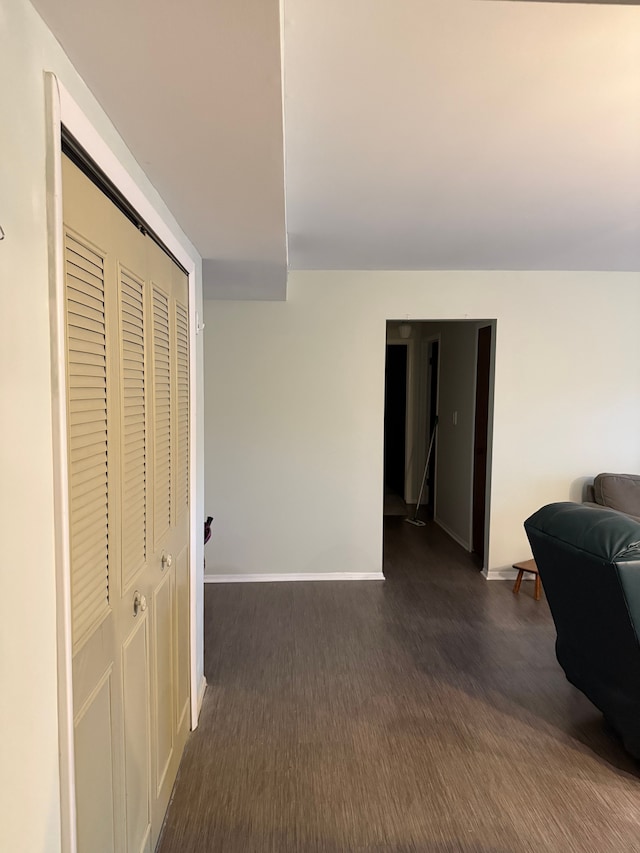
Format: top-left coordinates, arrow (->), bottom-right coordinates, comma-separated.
158,519 -> 640,852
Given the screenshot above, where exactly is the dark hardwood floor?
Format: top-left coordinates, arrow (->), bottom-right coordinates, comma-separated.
158,519 -> 640,852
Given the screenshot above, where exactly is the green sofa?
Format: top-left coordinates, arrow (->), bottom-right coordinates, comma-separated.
524,501 -> 640,758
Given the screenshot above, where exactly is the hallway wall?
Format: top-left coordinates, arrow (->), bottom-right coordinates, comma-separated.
412,321 -> 491,550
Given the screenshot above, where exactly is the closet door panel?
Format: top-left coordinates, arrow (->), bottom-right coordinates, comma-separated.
74,670 -> 116,853
65,231 -> 110,649
175,545 -> 190,731
119,266 -> 148,593
152,285 -> 172,549
122,616 -> 152,853
152,568 -> 174,796
63,153 -> 191,853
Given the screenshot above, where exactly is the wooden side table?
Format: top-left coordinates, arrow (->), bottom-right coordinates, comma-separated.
512,559 -> 541,601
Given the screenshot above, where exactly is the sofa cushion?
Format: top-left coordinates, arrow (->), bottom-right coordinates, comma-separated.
593,473 -> 640,519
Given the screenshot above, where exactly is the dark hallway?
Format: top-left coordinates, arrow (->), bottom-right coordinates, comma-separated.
158,521 -> 640,852
383,343 -> 408,504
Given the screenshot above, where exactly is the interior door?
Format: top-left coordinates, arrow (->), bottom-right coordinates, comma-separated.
63,154 -> 190,852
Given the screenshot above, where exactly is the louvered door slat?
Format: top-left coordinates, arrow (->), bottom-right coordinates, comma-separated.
67,246 -> 103,277
70,352 -> 106,369
65,233 -> 110,648
123,345 -> 143,359
120,267 -> 147,587
72,526 -> 109,557
175,303 -> 189,517
71,489 -> 110,517
122,411 -> 144,426
69,438 -> 108,458
70,443 -> 108,465
66,257 -> 103,286
124,443 -> 146,464
68,314 -> 107,336
73,584 -> 108,620
122,311 -> 145,326
70,409 -> 108,426
122,294 -> 144,311
68,290 -> 105,312
70,419 -> 108,438
122,319 -> 144,336
71,479 -> 108,505
67,273 -> 104,302
153,286 -> 171,542
69,389 -> 108,405
72,506 -> 110,537
68,327 -> 106,348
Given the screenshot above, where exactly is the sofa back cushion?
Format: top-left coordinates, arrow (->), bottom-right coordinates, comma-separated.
594,473 -> 640,518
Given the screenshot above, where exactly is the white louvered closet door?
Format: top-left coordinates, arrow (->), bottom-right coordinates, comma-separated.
62,155 -> 190,853
146,241 -> 190,845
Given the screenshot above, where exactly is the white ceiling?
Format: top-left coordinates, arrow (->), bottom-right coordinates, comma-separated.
31,0 -> 640,296
32,0 -> 288,298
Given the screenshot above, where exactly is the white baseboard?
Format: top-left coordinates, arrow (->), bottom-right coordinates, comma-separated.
434,517 -> 471,552
204,572 -> 385,583
197,675 -> 207,714
483,566 -> 529,581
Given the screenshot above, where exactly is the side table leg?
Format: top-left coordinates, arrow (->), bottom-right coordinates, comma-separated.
513,570 -> 524,595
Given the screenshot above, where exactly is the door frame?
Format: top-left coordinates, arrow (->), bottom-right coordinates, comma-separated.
470,322 -> 497,572
45,74 -> 200,853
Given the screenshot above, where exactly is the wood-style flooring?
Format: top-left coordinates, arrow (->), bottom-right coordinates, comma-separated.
158,519 -> 640,852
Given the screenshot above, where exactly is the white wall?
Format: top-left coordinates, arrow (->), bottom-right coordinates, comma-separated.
0,1 -> 203,850
204,270 -> 640,580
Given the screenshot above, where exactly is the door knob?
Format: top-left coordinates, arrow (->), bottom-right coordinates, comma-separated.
133,591 -> 147,616
161,552 -> 173,570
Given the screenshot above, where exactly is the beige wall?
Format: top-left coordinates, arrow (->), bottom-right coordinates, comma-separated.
0,0 -> 203,849
204,270 -> 640,580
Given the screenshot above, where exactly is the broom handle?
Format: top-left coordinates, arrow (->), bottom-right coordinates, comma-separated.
413,416 -> 438,520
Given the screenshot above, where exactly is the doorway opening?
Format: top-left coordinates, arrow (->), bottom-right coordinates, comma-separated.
383,342 -> 408,514
382,319 -> 496,573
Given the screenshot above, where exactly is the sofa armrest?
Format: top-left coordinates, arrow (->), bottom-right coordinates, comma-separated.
525,502 -> 640,563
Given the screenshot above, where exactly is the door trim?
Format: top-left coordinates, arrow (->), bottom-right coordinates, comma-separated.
45,73 -> 200,853
472,322 -> 497,574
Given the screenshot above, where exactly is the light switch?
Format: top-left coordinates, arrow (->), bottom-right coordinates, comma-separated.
453,411 -> 458,426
